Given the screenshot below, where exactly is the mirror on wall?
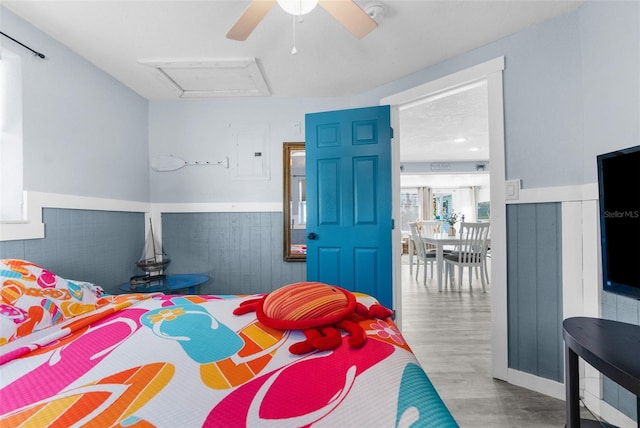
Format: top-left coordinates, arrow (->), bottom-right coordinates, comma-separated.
283,142 -> 306,261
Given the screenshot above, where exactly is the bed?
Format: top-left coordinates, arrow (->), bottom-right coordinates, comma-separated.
0,259 -> 458,427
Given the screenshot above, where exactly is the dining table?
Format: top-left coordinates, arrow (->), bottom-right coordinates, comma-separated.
420,233 -> 460,291
419,232 -> 491,292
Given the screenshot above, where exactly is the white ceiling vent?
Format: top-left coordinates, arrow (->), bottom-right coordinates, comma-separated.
139,58 -> 270,98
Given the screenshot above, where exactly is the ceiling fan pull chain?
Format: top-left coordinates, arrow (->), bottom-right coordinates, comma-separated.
291,15 -> 298,55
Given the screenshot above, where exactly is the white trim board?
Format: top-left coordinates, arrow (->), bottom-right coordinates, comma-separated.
507,183 -> 598,204
0,191 -> 148,241
0,191 -> 283,241
152,202 -> 281,213
381,57 -> 505,106
382,56 -> 509,382
0,182 -> 599,240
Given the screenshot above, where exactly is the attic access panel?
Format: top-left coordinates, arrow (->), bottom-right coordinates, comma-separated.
139,58 -> 270,98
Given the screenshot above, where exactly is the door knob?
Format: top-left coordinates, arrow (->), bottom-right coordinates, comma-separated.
307,232 -> 318,240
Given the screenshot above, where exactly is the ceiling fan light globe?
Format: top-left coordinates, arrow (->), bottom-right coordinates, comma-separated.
277,0 -> 318,16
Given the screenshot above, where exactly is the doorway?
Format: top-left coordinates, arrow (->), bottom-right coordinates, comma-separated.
382,57 -> 507,380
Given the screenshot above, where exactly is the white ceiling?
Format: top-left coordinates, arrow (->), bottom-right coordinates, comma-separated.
4,0 -> 583,189
399,80 -> 490,189
4,0 -> 582,100
400,81 -> 489,163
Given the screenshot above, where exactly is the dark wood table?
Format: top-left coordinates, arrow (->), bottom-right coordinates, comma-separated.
563,317 -> 640,428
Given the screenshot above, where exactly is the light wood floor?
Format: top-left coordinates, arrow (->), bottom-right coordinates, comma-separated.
399,256 -> 594,427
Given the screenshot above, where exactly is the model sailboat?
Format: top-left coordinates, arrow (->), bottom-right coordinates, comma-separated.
131,219 -> 170,285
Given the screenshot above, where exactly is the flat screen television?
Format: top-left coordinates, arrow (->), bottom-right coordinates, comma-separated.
597,145 -> 640,300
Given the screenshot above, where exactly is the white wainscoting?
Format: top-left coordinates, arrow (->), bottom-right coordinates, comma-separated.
507,183 -> 635,428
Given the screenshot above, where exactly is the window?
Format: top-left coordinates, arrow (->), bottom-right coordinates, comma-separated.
400,189 -> 419,232
0,48 -> 23,221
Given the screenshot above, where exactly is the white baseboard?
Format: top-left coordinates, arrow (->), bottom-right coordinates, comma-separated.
583,390 -> 637,428
507,368 -> 566,400
508,368 -> 636,427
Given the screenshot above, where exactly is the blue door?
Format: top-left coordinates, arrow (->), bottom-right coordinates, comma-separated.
305,105 -> 393,309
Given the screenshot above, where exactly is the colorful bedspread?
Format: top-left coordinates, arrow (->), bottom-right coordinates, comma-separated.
0,262 -> 457,427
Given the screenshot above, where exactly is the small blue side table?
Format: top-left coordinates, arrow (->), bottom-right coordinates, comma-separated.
119,273 -> 209,294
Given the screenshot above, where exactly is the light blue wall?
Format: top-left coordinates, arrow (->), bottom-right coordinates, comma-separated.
7,1 -> 635,203
579,1 -> 640,183
368,11 -> 585,190
1,7 -> 150,202
149,98 -> 357,203
4,3 -> 637,211
362,1 -> 638,190
149,12 -> 582,202
0,8 -> 311,298
146,3 -> 614,201
6,2 -> 637,203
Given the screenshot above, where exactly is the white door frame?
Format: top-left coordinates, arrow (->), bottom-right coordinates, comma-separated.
381,56 -> 507,381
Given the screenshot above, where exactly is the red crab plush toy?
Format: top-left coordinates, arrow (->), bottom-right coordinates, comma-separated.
233,282 -> 393,355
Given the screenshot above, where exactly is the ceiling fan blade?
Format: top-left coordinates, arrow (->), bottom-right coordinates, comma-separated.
318,0 -> 377,39
226,0 -> 277,41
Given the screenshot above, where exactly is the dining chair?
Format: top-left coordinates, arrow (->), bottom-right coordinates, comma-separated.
409,222 -> 437,285
444,222 -> 490,292
420,220 -> 441,237
459,224 -> 491,284
481,228 -> 491,284
419,220 -> 440,254
421,220 -> 455,255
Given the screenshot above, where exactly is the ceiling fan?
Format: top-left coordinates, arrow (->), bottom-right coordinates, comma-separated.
226,0 -> 378,41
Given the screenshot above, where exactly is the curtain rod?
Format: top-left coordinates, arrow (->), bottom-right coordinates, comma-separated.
0,31 -> 46,59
